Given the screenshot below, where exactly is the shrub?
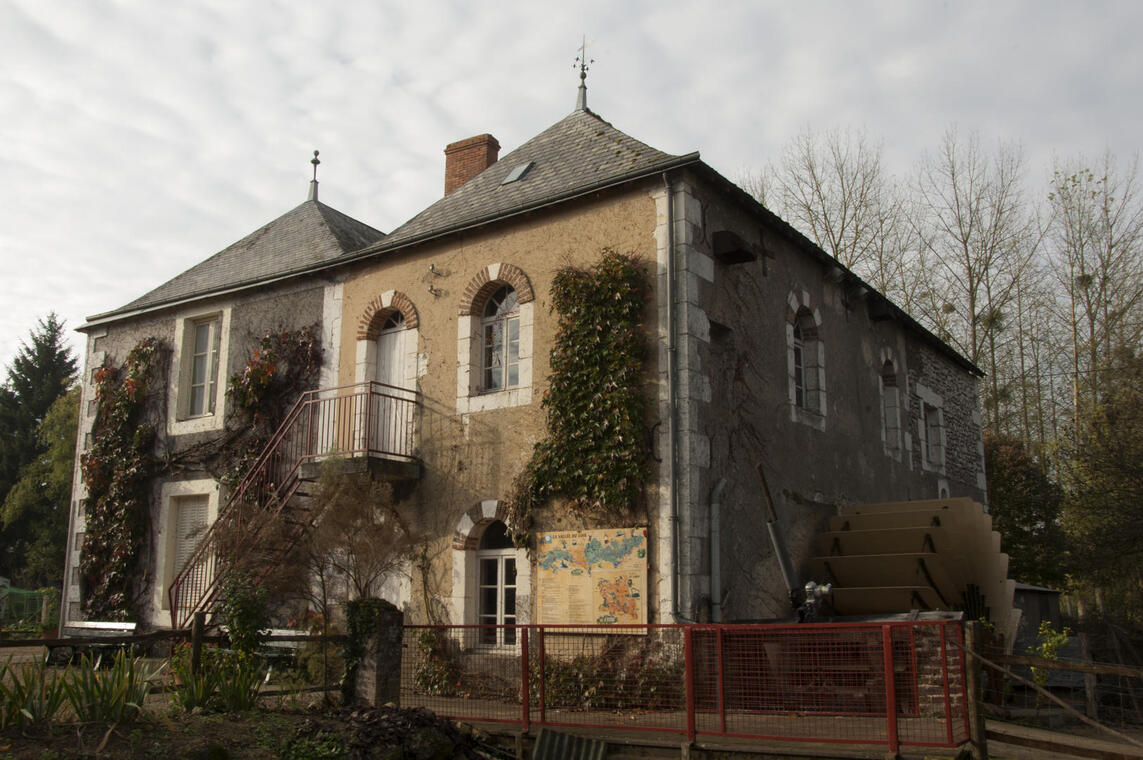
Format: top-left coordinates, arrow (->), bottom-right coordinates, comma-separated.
0,655 -> 67,728
411,629 -> 461,697
216,571 -> 271,656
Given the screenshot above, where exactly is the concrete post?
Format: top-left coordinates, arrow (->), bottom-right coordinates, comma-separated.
350,599 -> 405,707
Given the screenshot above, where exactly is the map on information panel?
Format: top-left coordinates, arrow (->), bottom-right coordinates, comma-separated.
535,527 -> 648,627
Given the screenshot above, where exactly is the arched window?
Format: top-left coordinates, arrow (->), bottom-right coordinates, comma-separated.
481,286 -> 520,391
476,520 -> 517,645
786,292 -> 826,429
788,306 -> 823,414
792,318 -> 808,409
456,264 -> 534,414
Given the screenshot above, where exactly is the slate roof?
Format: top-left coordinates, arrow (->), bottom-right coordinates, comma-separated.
358,108 -> 699,254
88,198 -> 384,322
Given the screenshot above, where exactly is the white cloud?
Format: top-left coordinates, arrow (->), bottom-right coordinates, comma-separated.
1,0 -> 1141,373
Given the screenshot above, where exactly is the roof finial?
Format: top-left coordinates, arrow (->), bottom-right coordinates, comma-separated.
308,150 -> 320,201
574,36 -> 593,111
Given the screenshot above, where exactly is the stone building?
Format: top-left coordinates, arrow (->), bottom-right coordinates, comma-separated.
60,84 -> 994,635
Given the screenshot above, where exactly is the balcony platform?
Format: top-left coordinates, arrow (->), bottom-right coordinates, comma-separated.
299,453 -> 421,484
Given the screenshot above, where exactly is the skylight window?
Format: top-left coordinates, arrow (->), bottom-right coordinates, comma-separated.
500,161 -> 534,185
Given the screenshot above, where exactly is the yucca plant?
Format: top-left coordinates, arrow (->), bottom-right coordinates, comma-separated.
0,655 -> 67,728
63,650 -> 160,724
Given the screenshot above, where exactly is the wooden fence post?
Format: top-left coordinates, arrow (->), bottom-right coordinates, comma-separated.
964,621 -> 990,760
1079,633 -> 1099,720
190,611 -> 205,675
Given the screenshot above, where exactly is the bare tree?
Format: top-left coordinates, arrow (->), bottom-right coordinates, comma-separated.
1047,152 -> 1143,432
741,126 -> 923,312
912,127 -> 1040,431
303,462 -> 416,607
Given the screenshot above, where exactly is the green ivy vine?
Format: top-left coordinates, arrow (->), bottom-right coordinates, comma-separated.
79,337 -> 166,620
506,249 -> 650,542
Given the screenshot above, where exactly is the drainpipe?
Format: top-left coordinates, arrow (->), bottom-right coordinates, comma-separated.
664,172 -> 684,622
710,477 -> 727,623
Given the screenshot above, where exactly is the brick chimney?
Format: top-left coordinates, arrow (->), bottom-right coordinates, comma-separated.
444,134 -> 500,195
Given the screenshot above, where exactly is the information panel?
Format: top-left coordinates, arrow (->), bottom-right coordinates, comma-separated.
535,527 -> 648,626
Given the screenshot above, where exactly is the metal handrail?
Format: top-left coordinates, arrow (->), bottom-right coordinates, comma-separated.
167,381 -> 420,628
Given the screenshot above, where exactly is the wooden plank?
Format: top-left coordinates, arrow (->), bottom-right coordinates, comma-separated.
996,654 -> 1143,680
987,727 -> 1143,760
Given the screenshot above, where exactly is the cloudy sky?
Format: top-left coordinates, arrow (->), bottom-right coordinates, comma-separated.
2,0 -> 1140,374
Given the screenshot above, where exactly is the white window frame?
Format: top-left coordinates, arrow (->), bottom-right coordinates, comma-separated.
187,318 -> 221,417
786,292 -> 825,430
449,502 -> 531,646
456,277 -> 533,414
476,548 -> 518,647
480,286 -> 521,392
169,307 -> 231,435
151,478 -> 221,623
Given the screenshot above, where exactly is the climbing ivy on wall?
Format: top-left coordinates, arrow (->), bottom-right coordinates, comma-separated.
507,249 -> 650,540
77,324 -> 322,620
220,324 -> 323,488
79,337 -> 166,620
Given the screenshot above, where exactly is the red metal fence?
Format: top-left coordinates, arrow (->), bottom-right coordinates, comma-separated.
401,621 -> 968,752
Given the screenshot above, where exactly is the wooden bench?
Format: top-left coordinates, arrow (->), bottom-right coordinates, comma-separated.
46,621 -> 138,667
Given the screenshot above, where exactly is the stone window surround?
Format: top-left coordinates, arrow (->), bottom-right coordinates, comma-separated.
168,306 -> 232,436
449,499 -> 531,646
878,349 -> 903,460
916,382 -> 946,474
785,290 -> 826,430
456,263 -> 535,414
152,477 -> 221,620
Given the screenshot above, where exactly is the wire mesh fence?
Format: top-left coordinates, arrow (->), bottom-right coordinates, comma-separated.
401,620 -> 968,749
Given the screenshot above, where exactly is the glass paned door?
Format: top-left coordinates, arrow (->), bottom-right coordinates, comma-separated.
477,554 -> 517,645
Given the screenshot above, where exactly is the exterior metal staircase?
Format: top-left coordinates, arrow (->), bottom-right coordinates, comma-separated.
167,381 -> 420,629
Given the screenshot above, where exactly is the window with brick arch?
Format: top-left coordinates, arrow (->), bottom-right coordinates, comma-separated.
477,520 -> 517,646
481,286 -> 520,391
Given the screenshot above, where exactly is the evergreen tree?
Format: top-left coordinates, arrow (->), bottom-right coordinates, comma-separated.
0,313 -> 77,578
1,387 -> 79,587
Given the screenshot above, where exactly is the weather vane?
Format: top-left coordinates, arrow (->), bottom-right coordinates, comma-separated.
574,36 -> 593,83
574,37 -> 594,110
